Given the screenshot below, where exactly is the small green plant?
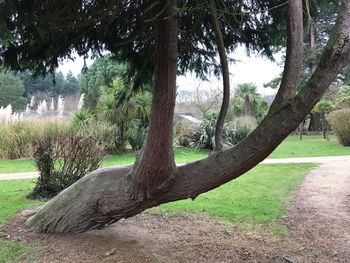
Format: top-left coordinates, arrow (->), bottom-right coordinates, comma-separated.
128,120 -> 147,152
191,115 -> 257,150
192,113 -> 217,150
71,108 -> 96,126
329,108 -> 350,146
224,116 -> 257,145
29,134 -> 105,198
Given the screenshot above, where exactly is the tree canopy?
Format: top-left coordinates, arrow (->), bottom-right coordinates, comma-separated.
80,56 -> 126,109
19,70 -> 80,98
0,1 -> 289,82
0,69 -> 26,111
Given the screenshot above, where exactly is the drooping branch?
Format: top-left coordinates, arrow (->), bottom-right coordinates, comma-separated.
27,0 -> 350,234
269,0 -> 304,114
209,0 -> 231,152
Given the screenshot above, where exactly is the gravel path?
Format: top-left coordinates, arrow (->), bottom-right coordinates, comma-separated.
282,159 -> 350,262
0,172 -> 38,180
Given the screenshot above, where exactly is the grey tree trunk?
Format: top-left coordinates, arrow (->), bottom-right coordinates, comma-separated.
299,121 -> 304,141
27,0 -> 350,234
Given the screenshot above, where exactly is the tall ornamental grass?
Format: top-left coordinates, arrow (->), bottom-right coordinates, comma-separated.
0,118 -> 71,159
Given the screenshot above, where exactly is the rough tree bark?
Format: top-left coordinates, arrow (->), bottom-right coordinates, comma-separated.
128,0 -> 178,200
305,4 -> 318,134
27,0 -> 350,233
209,0 -> 231,152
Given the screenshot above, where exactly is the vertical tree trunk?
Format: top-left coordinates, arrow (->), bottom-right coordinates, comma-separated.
130,0 -> 178,200
308,112 -> 322,131
209,0 -> 231,152
299,121 -> 303,140
322,113 -> 327,139
244,96 -> 252,116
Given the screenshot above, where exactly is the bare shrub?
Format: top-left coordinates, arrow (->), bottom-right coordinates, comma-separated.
29,134 -> 105,198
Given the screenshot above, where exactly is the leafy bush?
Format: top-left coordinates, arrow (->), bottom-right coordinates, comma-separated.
191,113 -> 217,150
173,121 -> 198,148
75,121 -> 120,153
329,109 -> 350,146
71,108 -> 96,127
191,115 -> 257,150
29,134 -> 105,198
224,117 -> 257,145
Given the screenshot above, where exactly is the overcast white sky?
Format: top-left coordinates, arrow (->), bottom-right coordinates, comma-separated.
58,46 -> 283,96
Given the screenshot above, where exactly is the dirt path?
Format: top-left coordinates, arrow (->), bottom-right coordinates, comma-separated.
1,158 -> 350,262
282,159 -> 350,262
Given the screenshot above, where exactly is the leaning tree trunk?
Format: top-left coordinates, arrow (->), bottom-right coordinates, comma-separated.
209,0 -> 231,152
269,0 -> 303,114
27,0 -> 350,233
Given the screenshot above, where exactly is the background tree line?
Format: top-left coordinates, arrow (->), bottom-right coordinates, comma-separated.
0,69 -> 80,111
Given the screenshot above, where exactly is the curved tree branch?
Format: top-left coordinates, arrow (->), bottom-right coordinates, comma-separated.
269,0 -> 304,114
209,0 -> 231,152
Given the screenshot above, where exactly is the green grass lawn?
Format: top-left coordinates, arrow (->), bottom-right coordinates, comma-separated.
0,135 -> 347,174
0,160 -> 36,174
0,147 -> 209,174
0,180 -> 41,227
269,135 -> 350,158
0,180 -> 42,263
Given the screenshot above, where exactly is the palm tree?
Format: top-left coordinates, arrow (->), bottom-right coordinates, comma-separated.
98,79 -> 133,151
98,78 -> 152,151
314,100 -> 334,140
235,83 -> 259,116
